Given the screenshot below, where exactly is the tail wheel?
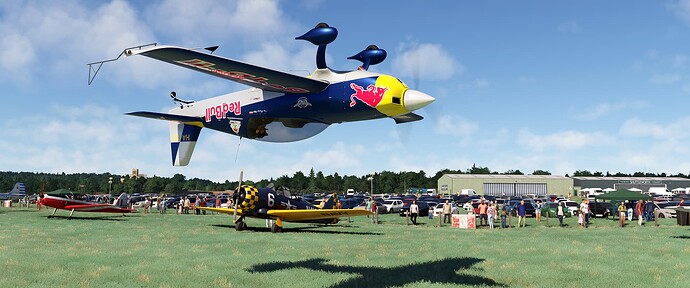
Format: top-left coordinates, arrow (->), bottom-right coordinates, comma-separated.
658,214 -> 665,219
235,221 -> 246,231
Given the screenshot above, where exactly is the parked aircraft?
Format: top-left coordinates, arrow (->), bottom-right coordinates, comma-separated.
88,23 -> 435,166
42,190 -> 135,218
0,183 -> 26,200
198,185 -> 371,233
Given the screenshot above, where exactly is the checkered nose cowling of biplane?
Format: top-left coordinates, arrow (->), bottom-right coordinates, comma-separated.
236,186 -> 260,211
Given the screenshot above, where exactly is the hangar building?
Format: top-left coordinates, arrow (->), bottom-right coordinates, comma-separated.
572,176 -> 690,192
437,174 -> 573,196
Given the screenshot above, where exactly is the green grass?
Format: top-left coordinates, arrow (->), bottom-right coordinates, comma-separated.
1,207 -> 688,288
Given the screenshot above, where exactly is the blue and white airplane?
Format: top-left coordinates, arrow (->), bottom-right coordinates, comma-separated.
0,183 -> 27,200
90,23 -> 434,166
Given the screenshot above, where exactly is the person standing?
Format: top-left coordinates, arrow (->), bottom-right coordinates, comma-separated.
194,196 -> 201,215
442,200 -> 452,224
178,198 -> 184,214
366,198 -> 373,218
160,197 -> 167,214
580,199 -> 590,228
487,202 -> 495,229
535,200 -> 542,223
557,201 -> 565,227
577,209 -> 584,228
618,201 -> 627,227
517,200 -> 527,228
635,200 -> 643,226
36,194 -> 42,210
478,200 -> 488,227
143,198 -> 150,214
644,200 -> 654,222
500,204 -> 508,228
156,196 -> 161,213
410,200 -> 419,225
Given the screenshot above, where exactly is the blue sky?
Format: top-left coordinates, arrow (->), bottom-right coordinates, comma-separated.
2,0 -> 690,182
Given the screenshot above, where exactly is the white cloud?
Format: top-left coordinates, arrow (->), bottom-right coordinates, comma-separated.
145,0 -> 295,44
391,43 -> 461,81
620,117 -> 690,139
576,101 -> 647,120
0,0 -> 187,88
669,0 -> 690,25
241,42 -> 315,73
650,73 -> 682,84
517,130 -> 612,151
433,115 -> 478,139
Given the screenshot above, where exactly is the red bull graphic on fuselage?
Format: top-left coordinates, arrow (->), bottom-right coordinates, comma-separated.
349,83 -> 387,108
177,59 -> 309,93
205,101 -> 241,122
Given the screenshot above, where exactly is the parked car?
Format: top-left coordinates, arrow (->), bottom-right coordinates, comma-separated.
339,198 -> 363,209
382,199 -> 404,213
508,201 -> 536,217
589,201 -> 613,218
541,202 -> 571,218
558,200 -> 580,216
432,202 -> 459,216
399,201 -> 430,217
354,201 -> 386,214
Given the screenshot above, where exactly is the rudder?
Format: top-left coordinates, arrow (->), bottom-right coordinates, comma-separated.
169,122 -> 202,166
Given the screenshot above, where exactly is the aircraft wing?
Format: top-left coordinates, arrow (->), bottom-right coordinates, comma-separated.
197,207 -> 245,215
127,45 -> 329,94
63,204 -> 134,212
267,209 -> 372,222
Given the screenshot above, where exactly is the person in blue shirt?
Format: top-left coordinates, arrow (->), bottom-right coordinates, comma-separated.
517,200 -> 527,227
644,200 -> 655,221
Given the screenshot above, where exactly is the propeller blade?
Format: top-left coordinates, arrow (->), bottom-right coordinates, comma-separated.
233,170 -> 243,222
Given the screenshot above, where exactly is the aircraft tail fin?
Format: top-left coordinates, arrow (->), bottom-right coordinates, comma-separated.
322,193 -> 338,209
115,193 -> 129,208
10,183 -> 26,195
169,122 -> 203,166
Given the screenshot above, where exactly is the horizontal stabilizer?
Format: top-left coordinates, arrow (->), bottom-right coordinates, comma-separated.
126,111 -> 203,125
393,113 -> 424,124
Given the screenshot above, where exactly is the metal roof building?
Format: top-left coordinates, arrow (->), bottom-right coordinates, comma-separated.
572,176 -> 690,192
437,174 -> 573,196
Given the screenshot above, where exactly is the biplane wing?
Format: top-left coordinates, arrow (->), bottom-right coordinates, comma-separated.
126,45 -> 329,94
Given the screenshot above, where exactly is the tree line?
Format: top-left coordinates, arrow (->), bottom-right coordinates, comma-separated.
1,166 -> 688,196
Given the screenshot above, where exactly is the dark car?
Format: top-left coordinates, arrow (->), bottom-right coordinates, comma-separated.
339,198 -> 364,209
509,201 -> 536,217
589,202 -> 613,218
399,200 -> 430,217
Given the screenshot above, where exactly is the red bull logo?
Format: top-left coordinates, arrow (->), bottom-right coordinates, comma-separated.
178,59 -> 309,93
349,83 -> 387,108
205,101 -> 241,122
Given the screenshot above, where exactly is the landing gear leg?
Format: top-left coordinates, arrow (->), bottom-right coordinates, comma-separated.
49,208 -> 57,218
271,218 -> 283,233
69,209 -> 75,219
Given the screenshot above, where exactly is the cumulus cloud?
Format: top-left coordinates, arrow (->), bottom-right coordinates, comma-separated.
145,0 -> 296,44
669,0 -> 690,24
391,43 -> 461,81
620,117 -> 690,139
576,101 -> 647,120
433,115 -> 478,138
517,130 -> 613,151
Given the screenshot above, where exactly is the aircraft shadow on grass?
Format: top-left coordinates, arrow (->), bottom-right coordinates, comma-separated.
671,235 -> 690,239
248,257 -> 505,288
44,215 -> 129,222
209,224 -> 383,236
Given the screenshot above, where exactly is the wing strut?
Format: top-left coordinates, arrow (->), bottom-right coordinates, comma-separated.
86,43 -> 157,85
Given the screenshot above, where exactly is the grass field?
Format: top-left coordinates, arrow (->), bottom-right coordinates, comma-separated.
1,206 -> 688,288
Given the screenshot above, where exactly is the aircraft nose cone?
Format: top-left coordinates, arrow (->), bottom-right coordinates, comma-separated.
403,89 -> 435,111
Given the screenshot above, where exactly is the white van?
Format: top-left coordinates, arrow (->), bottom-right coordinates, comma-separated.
459,189 -> 477,196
